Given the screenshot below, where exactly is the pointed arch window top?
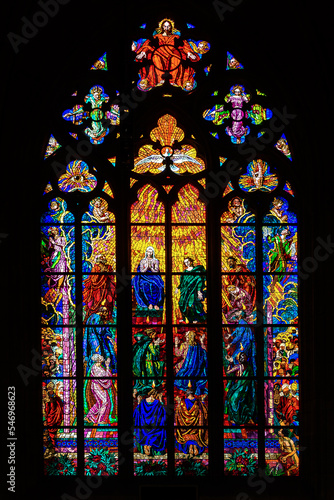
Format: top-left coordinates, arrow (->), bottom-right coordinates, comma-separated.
134,114 -> 205,175
131,184 -> 165,223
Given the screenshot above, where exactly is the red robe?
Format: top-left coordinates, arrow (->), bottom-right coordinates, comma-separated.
135,34 -> 200,90
83,263 -> 116,322
45,395 -> 63,447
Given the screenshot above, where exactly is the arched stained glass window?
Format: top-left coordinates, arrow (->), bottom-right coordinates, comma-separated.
35,9 -> 306,493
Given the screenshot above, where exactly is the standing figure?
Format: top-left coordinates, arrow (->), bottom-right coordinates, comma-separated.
174,330 -> 207,395
175,385 -> 208,456
175,257 -> 206,323
133,328 -> 165,395
45,227 -> 69,289
132,247 -> 165,315
85,354 -> 116,425
133,387 -> 167,457
278,429 -> 299,475
83,255 -> 116,323
224,352 -> 257,425
83,306 -> 117,375
267,227 -> 295,278
43,381 -> 64,450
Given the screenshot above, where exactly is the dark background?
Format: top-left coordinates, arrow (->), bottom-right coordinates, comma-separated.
1,0 -> 333,499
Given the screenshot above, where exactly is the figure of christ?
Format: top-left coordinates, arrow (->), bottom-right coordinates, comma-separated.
175,257 -> 206,324
277,428 -> 299,475
132,247 -> 165,319
132,328 -> 165,395
132,19 -> 201,91
133,388 -> 167,457
83,306 -> 117,376
43,381 -> 64,453
224,352 -> 257,425
84,354 -> 116,425
174,330 -> 208,395
83,255 -> 116,323
175,387 -> 208,457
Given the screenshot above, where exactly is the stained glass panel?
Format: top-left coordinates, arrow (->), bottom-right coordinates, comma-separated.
263,225 -> 298,273
265,428 -> 299,476
131,226 -> 165,272
43,379 -> 77,427
263,274 -> 298,324
131,185 -> 165,223
84,428 -> 118,476
134,116 -> 205,175
221,225 -> 256,273
264,326 -> 298,378
133,381 -> 168,475
224,428 -> 258,475
132,327 -> 166,389
222,275 -> 256,324
44,429 -> 77,475
84,377 -> 117,426
41,225 -> 75,272
42,326 -> 76,377
132,19 -> 210,93
265,379 -> 299,427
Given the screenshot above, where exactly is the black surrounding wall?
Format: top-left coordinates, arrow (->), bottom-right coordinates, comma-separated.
1,1 -> 333,499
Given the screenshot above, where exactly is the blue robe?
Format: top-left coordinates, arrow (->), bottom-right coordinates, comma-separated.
132,267 -> 164,309
133,399 -> 167,454
83,313 -> 117,374
225,320 -> 257,376
174,344 -> 208,395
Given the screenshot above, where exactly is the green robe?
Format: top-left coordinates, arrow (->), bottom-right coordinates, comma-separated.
225,364 -> 257,424
178,265 -> 206,323
133,335 -> 164,395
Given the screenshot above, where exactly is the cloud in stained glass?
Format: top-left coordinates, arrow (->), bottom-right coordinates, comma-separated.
58,160 -> 97,193
134,115 -> 205,175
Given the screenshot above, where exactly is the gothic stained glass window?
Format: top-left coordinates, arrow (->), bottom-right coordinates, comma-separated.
40,16 -> 300,483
